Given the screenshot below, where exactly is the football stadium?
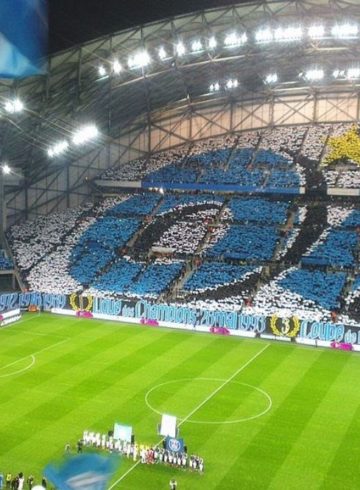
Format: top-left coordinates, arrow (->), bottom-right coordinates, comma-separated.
1,0 -> 360,488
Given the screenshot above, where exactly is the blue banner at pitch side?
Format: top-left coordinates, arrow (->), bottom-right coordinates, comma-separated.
2,291 -> 360,345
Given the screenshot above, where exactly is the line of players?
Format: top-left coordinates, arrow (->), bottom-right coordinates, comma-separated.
82,431 -> 204,472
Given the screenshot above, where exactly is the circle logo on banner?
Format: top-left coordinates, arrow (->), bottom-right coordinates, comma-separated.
270,315 -> 300,338
168,438 -> 181,452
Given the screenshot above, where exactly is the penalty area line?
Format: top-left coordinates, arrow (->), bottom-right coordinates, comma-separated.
107,342 -> 270,489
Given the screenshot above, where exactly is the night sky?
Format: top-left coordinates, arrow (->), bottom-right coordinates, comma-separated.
49,0 -> 238,53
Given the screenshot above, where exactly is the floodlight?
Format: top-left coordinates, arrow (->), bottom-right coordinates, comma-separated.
98,65 -> 107,77
72,125 -> 99,145
112,60 -> 122,74
331,23 -> 358,38
191,40 -> 203,52
265,73 -> 278,84
176,42 -> 185,56
208,36 -> 217,49
209,82 -> 220,92
304,69 -> 324,81
224,32 -> 247,47
347,67 -> 360,79
158,47 -> 167,60
333,69 -> 344,78
308,25 -> 325,39
47,140 -> 69,158
226,79 -> 238,89
274,27 -> 302,42
4,98 -> 24,114
255,28 -> 273,43
128,50 -> 151,69
2,164 -> 11,175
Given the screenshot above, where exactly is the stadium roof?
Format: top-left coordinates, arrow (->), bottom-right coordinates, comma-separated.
1,0 -> 360,185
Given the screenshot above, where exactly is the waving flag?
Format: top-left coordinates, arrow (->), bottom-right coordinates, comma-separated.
44,454 -> 118,490
0,0 -> 47,78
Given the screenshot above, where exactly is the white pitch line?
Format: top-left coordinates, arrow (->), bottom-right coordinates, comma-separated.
108,342 -> 270,489
0,338 -> 68,371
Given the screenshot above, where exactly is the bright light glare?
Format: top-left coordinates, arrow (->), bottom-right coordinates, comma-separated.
128,51 -> 151,69
98,65 -> 107,77
209,82 -> 220,92
304,69 -> 324,81
191,40 -> 203,52
265,73 -> 278,84
226,79 -> 238,89
158,47 -> 167,60
255,28 -> 273,43
112,60 -> 122,74
274,27 -> 302,41
176,42 -> 186,56
2,164 -> 11,175
308,25 -> 325,39
347,67 -> 360,79
47,140 -> 69,158
224,32 -> 247,47
4,98 -> 24,114
159,187 -> 164,195
333,69 -> 345,78
208,36 -> 217,49
331,23 -> 358,38
72,125 -> 99,145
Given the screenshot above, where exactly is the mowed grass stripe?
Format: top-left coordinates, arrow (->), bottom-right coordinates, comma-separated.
269,352 -> 360,490
0,326 -> 224,468
150,343 -> 298,490
216,348 -> 351,489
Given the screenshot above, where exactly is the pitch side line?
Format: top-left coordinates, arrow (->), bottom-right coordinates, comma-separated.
107,342 -> 270,489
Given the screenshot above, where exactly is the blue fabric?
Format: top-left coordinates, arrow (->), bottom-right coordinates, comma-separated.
156,193 -> 223,214
184,263 -> 256,291
106,194 -> 160,216
92,260 -> 143,294
0,0 -> 47,78
302,230 -> 357,267
279,269 -> 347,310
127,262 -> 183,296
341,210 -> 360,228
207,225 -> 279,260
254,149 -> 291,166
228,198 -> 289,224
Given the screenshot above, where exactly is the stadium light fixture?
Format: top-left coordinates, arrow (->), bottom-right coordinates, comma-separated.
308,24 -> 325,39
265,73 -> 278,84
209,82 -> 220,92
4,98 -> 24,114
158,47 -> 167,60
112,60 -> 122,74
347,67 -> 360,79
72,125 -> 99,146
274,26 -> 302,42
304,68 -> 324,81
2,163 -> 11,175
333,69 -> 345,78
98,65 -> 107,77
224,32 -> 247,47
255,28 -> 273,43
128,50 -> 151,69
47,140 -> 69,158
331,23 -> 358,38
208,36 -> 217,49
175,42 -> 186,57
191,40 -> 203,52
226,79 -> 238,89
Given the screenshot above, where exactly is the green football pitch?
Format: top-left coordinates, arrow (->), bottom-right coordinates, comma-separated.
1,313 -> 360,489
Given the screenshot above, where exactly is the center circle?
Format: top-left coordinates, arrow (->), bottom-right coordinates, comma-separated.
145,377 -> 272,425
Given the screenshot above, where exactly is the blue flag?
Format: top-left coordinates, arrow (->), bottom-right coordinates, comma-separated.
44,454 -> 118,490
0,0 -> 48,78
165,436 -> 184,453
